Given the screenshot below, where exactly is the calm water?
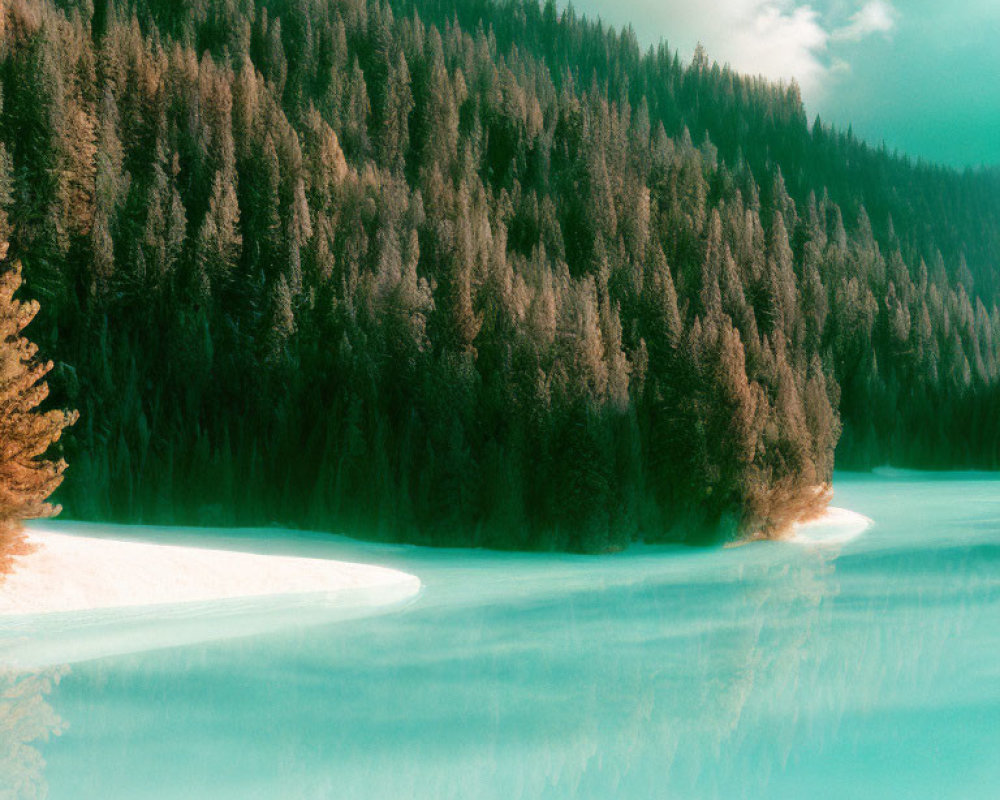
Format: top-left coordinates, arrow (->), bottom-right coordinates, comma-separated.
2,472 -> 999,799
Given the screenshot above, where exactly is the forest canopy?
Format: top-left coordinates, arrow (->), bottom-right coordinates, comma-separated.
1,0 -> 999,551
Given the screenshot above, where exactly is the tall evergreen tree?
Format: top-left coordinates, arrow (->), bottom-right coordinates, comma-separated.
0,259 -> 77,570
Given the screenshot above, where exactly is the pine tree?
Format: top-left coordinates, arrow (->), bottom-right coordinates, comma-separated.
0,140 -> 12,250
0,260 -> 78,569
194,169 -> 242,299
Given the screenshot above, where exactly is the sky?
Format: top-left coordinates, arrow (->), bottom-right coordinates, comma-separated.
567,0 -> 1000,168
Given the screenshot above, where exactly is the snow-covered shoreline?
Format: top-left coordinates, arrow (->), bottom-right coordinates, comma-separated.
0,503 -> 871,618
0,523 -> 421,616
791,506 -> 873,545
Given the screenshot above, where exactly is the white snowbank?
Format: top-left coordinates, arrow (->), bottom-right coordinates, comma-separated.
0,524 -> 421,616
791,506 -> 873,546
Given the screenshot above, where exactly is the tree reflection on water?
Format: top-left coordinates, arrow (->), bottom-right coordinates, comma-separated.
0,666 -> 68,800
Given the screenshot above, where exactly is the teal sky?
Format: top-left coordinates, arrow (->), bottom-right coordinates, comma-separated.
567,0 -> 1000,168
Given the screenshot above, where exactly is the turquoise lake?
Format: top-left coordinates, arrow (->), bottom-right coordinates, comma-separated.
2,471 -> 999,799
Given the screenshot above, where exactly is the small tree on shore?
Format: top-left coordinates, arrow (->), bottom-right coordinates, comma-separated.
0,256 -> 78,572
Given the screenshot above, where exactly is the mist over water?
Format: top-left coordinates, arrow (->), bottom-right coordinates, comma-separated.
3,472 -> 999,799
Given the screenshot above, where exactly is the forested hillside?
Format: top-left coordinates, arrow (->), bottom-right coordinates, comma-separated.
2,0 -> 999,550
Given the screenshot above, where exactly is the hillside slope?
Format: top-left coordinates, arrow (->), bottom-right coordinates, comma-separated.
1,0 -> 998,550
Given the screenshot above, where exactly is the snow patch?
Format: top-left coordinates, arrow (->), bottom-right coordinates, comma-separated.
0,524 -> 421,665
790,506 -> 873,546
0,525 -> 420,615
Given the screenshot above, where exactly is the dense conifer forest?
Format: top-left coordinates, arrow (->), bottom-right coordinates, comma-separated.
2,0 -> 1000,550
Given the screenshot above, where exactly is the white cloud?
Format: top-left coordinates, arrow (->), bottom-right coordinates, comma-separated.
633,0 -> 900,99
573,0 -> 901,101
833,0 -> 897,41
716,2 -> 830,93
622,0 -> 832,94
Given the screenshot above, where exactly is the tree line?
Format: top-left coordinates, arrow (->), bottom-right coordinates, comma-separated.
1,0 -> 998,550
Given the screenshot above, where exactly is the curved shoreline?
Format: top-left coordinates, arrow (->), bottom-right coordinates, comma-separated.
0,523 -> 421,617
0,505 -> 871,619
